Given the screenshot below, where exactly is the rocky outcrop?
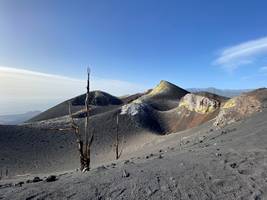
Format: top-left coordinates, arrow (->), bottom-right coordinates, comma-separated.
178,94 -> 220,114
214,95 -> 262,127
120,99 -> 150,116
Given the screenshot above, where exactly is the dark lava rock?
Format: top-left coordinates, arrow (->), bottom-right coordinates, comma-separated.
158,154 -> 163,159
124,160 -> 130,164
14,181 -> 24,187
46,175 -> 57,182
215,153 -> 222,157
230,163 -> 238,169
32,177 -> 42,183
26,179 -> 32,183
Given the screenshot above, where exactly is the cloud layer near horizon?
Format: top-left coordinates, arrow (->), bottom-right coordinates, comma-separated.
0,66 -> 146,115
214,36 -> 267,71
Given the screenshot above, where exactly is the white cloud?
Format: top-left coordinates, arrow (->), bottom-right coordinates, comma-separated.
213,36 -> 267,71
259,66 -> 267,72
0,66 -> 146,114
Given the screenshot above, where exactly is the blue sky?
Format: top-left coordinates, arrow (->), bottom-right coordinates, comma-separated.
1,0 -> 267,114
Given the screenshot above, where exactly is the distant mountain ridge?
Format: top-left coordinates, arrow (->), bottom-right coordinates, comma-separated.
187,88 -> 252,98
0,111 -> 41,125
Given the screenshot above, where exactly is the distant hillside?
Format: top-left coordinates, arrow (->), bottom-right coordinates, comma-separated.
187,88 -> 252,97
0,111 -> 41,125
28,91 -> 123,122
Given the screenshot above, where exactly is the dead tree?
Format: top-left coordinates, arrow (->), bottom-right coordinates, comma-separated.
68,68 -> 94,172
68,102 -> 84,171
84,67 -> 94,171
114,113 -> 123,160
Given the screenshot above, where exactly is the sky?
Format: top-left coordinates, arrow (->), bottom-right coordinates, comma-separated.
1,0 -> 267,114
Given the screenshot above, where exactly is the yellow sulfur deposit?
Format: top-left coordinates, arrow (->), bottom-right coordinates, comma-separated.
223,99 -> 236,109
149,81 -> 169,95
178,94 -> 218,114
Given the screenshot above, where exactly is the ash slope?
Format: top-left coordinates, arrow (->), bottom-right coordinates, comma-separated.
1,82 -> 267,200
4,81 -> 264,177
0,81 -> 193,176
1,106 -> 267,200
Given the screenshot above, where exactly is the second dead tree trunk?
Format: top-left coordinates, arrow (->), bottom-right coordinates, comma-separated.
115,113 -> 123,160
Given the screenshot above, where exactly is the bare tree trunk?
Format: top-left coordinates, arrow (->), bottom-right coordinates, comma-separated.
68,67 -> 94,172
115,113 -> 119,160
115,113 -> 123,160
69,102 -> 85,171
84,67 -> 94,171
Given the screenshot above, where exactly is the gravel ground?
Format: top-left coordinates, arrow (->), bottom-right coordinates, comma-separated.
1,108 -> 267,200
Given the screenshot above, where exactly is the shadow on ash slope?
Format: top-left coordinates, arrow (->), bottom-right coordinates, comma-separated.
19,81 -> 228,170
1,91 -> 267,199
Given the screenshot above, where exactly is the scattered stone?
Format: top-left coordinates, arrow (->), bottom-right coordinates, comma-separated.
252,190 -> 262,200
124,160 -> 130,164
0,183 -> 12,188
215,153 -> 222,157
46,175 -> 57,182
158,154 -> 163,159
230,163 -> 237,169
32,177 -> 42,183
250,177 -> 256,181
14,181 -> 24,187
26,179 -> 32,183
159,149 -> 163,153
122,169 -> 130,178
